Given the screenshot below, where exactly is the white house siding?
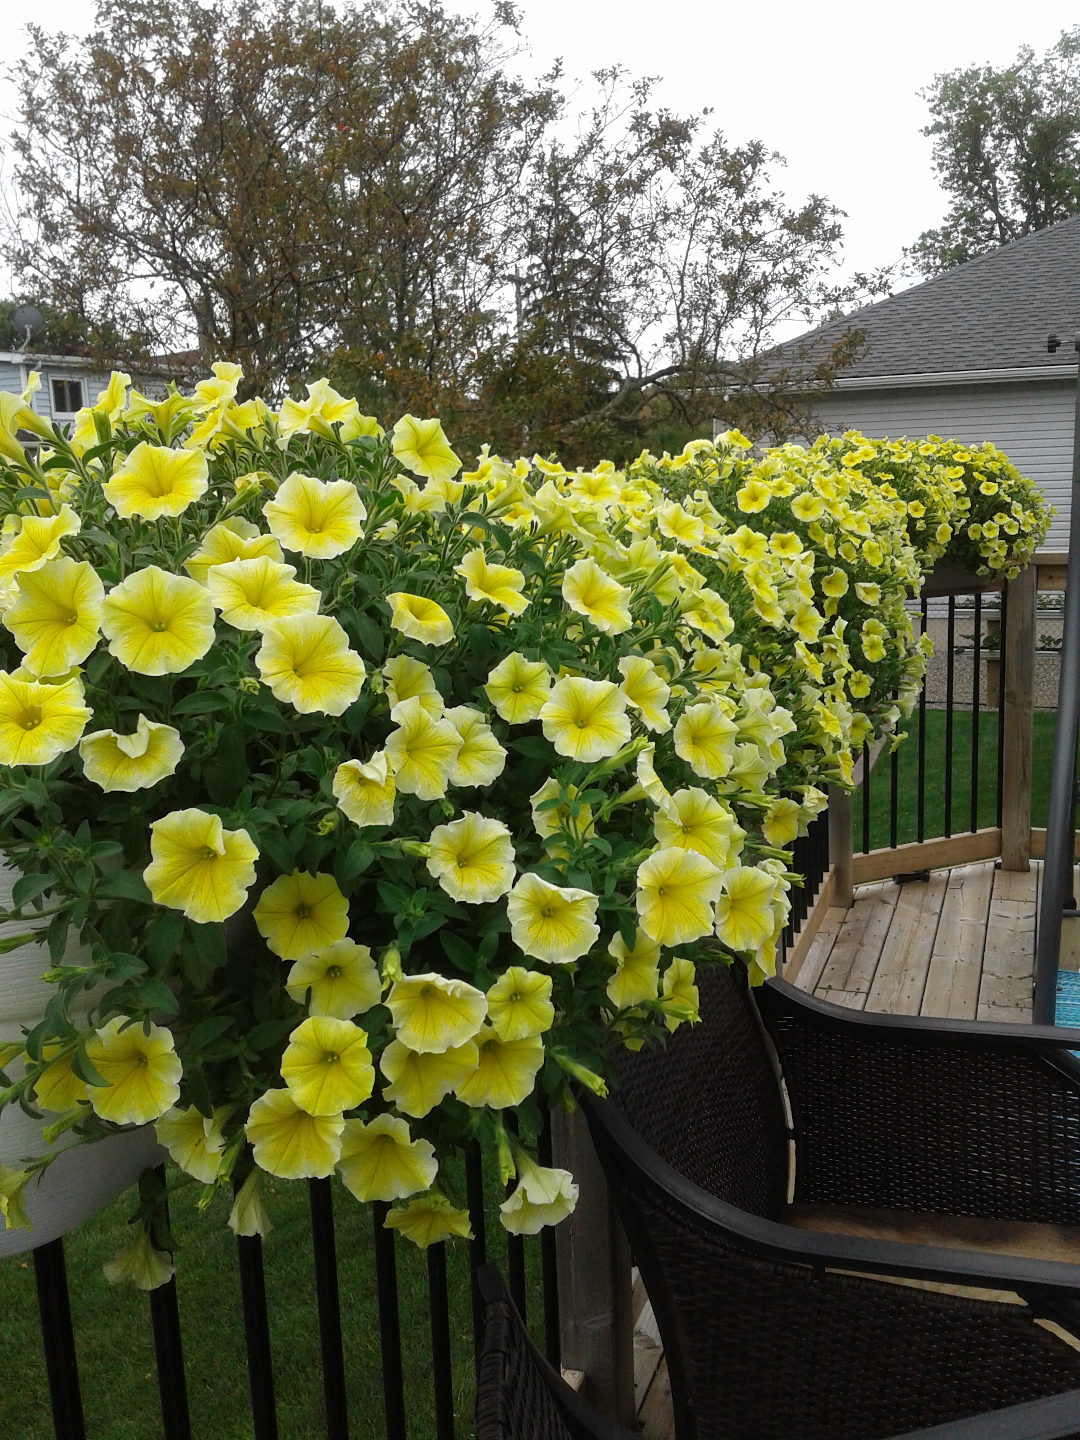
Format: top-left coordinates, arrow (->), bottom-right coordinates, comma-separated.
807,377 -> 1076,549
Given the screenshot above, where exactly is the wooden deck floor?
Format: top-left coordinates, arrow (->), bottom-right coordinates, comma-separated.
793,859 -> 1043,1022
631,859 -> 1054,1437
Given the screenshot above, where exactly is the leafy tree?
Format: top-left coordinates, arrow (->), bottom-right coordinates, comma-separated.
909,27 -> 1080,276
3,0 -> 872,459
0,299 -> 123,356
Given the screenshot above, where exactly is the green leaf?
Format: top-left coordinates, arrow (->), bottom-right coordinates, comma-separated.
339,841 -> 375,888
204,725 -> 250,805
172,692 -> 229,716
190,922 -> 227,978
185,1064 -> 215,1119
260,831 -> 297,874
70,1044 -> 106,1088
134,977 -> 180,1015
188,1015 -> 233,1049
96,870 -> 153,903
509,737 -> 555,761
102,952 -> 147,980
618,910 -> 637,951
11,873 -> 53,908
144,910 -> 185,969
353,612 -> 385,662
440,931 -> 476,970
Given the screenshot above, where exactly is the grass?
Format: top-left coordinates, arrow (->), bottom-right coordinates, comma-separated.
0,1155 -> 543,1440
852,706 -> 1058,854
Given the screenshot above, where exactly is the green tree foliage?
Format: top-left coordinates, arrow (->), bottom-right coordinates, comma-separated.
4,0 -> 874,461
910,26 -> 1080,276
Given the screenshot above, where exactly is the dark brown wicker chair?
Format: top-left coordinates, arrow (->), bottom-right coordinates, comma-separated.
475,1264 -> 638,1440
579,963 -> 1080,1440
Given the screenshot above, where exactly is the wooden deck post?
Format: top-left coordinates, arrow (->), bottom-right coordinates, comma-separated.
1001,566 -> 1036,871
551,1104 -> 636,1425
829,787 -> 854,909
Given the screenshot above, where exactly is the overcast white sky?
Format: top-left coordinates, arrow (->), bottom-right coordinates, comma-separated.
2,0 -> 1078,297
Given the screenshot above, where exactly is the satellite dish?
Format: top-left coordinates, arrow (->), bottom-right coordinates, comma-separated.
11,304 -> 44,351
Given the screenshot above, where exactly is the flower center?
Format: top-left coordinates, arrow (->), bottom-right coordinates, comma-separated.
295,904 -> 311,920
326,966 -> 341,979
152,621 -> 168,633
540,905 -> 555,919
65,611 -> 79,626
323,1052 -> 338,1065
657,885 -> 667,897
203,847 -> 218,861
20,707 -> 42,731
511,684 -> 522,693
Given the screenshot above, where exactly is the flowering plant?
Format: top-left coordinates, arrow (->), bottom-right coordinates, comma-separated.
0,370 -> 945,1279
804,432 -> 1052,578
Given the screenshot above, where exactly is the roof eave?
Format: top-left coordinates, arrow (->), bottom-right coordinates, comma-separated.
827,363 -> 1079,392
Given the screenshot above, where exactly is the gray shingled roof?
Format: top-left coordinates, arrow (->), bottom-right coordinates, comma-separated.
775,214 -> 1080,379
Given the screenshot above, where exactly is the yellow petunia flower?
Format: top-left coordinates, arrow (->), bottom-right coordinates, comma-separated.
455,549 -> 528,614
500,1154 -> 578,1235
673,702 -> 738,779
0,672 -> 91,766
539,676 -> 630,763
425,812 -> 516,903
32,1046 -> 89,1112
635,847 -> 722,946
383,655 -> 442,719
654,788 -> 743,869
391,415 -> 462,484
657,502 -> 705,549
245,1088 -> 343,1179
713,865 -> 777,952
255,613 -> 366,715
791,493 -> 825,523
262,472 -> 367,558
380,1038 -> 480,1117
332,751 -> 396,827
280,1016 -> 374,1115
184,519 -> 283,585
154,1106 -> 228,1184
617,656 -> 671,733
228,1166 -> 273,1238
454,1027 -> 544,1108
337,1115 -> 438,1203
854,582 -> 881,606
606,929 -> 661,1008
386,592 -> 455,646
386,973 -> 487,1053
484,652 -> 550,724
736,479 -> 772,512
278,378 -> 360,439
444,705 -> 506,786
383,1191 -> 472,1248
506,873 -> 599,964
286,939 -> 381,1019
143,808 -> 258,923
86,1017 -> 182,1125
561,557 -> 632,635
762,797 -> 801,847
254,869 -> 349,960
769,531 -> 803,558
660,957 -> 700,1032
4,557 -> 104,677
207,556 -> 320,632
487,966 -> 554,1041
80,714 -> 184,792
0,506 -> 80,584
103,1231 -> 175,1292
384,697 -> 462,800
635,744 -> 672,806
821,568 -> 849,599
102,442 -> 209,519
101,566 -> 216,676
529,778 -> 594,843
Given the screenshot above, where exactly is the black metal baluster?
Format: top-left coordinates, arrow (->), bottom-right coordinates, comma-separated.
536,1104 -> 561,1370
427,1243 -> 456,1440
372,1202 -> 407,1440
861,741 -> 871,853
918,597 -> 928,843
997,585 -> 1008,828
944,594 -> 956,837
148,1164 -> 191,1440
464,1139 -> 487,1373
970,591 -> 982,833
503,1114 -> 526,1320
236,1233 -> 279,1440
33,1239 -> 86,1440
890,691 -> 899,849
309,1179 -> 349,1440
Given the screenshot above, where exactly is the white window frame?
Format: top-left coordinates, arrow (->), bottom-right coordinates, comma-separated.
50,376 -> 85,419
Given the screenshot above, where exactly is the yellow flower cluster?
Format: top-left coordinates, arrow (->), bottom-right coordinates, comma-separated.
0,365 -> 1042,1271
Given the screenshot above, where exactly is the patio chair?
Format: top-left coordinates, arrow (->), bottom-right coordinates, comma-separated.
475,1264 -> 638,1440
579,963 -> 1080,1440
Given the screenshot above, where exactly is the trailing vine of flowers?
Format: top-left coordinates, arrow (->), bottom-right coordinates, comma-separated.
0,367 -> 1044,1287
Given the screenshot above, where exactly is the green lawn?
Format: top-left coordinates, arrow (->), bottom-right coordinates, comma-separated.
852,707 -> 1058,854
0,1156 -> 543,1440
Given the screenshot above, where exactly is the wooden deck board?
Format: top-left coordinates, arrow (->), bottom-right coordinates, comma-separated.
810,860 -> 1039,1022
920,862 -> 996,1019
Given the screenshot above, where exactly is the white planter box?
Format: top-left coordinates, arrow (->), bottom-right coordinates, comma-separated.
0,861 -> 165,1257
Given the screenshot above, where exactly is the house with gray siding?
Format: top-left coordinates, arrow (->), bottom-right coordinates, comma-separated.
0,352 -> 171,433
753,215 -> 1080,548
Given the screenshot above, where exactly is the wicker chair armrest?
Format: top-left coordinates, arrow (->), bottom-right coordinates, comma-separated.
758,979 -> 1080,1226
887,1388 -> 1080,1439
581,1090 -> 1080,1324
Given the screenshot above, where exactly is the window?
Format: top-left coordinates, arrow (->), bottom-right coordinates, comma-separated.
51,378 -> 84,415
